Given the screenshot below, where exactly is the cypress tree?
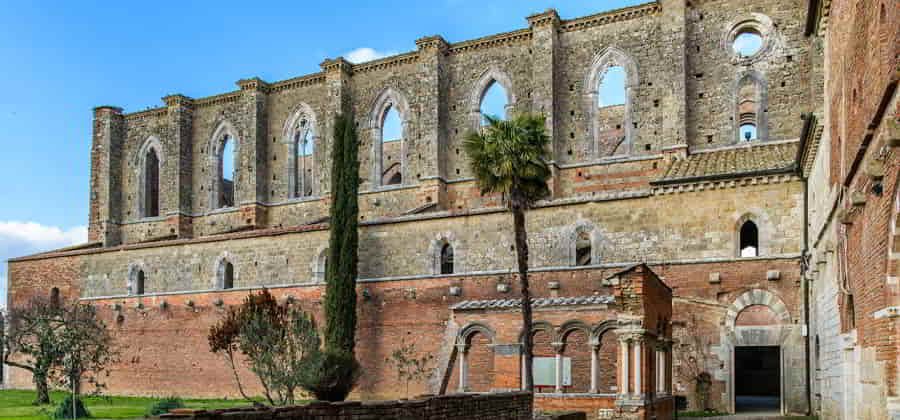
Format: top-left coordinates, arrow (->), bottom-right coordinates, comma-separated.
324,114 -> 359,355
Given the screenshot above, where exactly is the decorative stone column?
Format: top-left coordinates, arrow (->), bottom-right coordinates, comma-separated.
665,340 -> 674,394
590,341 -> 600,393
552,342 -> 565,393
457,343 -> 468,393
619,336 -> 631,398
634,336 -> 643,398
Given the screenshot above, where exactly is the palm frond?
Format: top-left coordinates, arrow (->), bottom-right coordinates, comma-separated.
462,113 -> 551,205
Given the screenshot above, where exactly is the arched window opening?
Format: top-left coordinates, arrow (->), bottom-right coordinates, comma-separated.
733,30 -> 763,57
294,119 -> 315,198
575,230 -> 592,266
598,66 -> 626,107
135,270 -> 145,295
844,294 -> 856,330
740,124 -> 758,141
737,76 -> 762,142
219,135 -> 236,208
144,148 -> 160,217
739,220 -> 759,257
381,105 -> 403,185
440,242 -> 455,275
50,287 -> 60,308
222,262 -> 234,290
595,65 -> 629,156
480,80 -> 508,125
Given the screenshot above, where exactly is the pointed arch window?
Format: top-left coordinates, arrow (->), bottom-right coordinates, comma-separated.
135,270 -> 145,295
480,81 -> 509,125
371,89 -> 410,188
219,135 -> 236,208
294,119 -> 315,197
143,148 -> 160,217
585,48 -> 638,158
739,220 -> 759,257
222,262 -> 234,289
575,230 -> 592,266
735,74 -> 767,142
440,242 -> 455,275
381,106 -> 403,185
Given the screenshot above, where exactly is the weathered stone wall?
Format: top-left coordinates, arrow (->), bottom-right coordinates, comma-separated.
10,1 -> 817,416
684,0 -> 810,148
86,0 -> 811,245
49,180 -> 805,298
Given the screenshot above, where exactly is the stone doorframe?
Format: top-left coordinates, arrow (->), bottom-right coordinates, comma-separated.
718,289 -> 792,414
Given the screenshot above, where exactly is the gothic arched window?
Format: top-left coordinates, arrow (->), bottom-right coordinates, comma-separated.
440,243 -> 455,275
222,262 -> 234,290
143,148 -> 160,217
576,230 -> 592,266
381,106 -> 403,185
294,119 -> 315,197
135,270 -> 145,295
736,74 -> 766,142
585,48 -> 638,158
739,220 -> 759,257
480,80 -> 509,125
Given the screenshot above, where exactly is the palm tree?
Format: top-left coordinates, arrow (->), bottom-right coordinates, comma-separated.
463,113 -> 551,391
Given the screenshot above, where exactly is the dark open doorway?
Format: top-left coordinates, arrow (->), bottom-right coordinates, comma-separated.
734,346 -> 780,413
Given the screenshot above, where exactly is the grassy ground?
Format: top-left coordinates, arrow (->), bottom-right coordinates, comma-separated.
0,389 -> 252,420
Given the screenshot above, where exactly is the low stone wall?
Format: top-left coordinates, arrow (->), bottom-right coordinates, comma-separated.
159,392 -> 532,420
535,411 -> 588,420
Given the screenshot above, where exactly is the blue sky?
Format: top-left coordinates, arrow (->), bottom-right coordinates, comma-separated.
0,0 -> 646,307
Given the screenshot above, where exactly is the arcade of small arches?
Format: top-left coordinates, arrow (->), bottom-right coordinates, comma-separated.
451,321 -> 673,399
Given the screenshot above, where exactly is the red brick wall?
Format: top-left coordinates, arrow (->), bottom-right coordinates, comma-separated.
823,0 -> 900,399
562,329 -> 591,393
468,332 -> 496,393
6,255 -> 790,405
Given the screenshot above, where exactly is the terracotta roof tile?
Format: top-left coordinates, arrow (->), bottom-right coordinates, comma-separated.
657,141 -> 798,184
450,295 -> 614,311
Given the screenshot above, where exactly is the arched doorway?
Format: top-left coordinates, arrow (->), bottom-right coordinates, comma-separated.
723,289 -> 794,415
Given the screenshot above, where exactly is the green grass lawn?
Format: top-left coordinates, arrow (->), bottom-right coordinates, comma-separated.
0,389 -> 252,420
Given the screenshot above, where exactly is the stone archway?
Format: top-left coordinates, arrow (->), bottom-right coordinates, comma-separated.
719,289 -> 801,415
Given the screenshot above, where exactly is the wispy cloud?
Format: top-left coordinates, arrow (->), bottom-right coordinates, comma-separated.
343,47 -> 397,64
0,221 -> 87,309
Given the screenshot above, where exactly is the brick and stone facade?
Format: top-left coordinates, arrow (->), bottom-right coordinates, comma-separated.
802,0 -> 900,419
4,0 -> 844,418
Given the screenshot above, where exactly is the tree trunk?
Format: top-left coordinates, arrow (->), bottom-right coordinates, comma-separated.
34,373 -> 50,405
513,205 -> 534,391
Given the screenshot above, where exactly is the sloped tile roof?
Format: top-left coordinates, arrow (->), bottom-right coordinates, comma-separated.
451,295 -> 614,311
655,141 -> 798,184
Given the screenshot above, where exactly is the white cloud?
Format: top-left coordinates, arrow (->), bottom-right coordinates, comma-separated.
343,47 -> 397,64
0,221 -> 87,309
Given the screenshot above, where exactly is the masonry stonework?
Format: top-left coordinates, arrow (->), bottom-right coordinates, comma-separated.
9,0 -> 871,418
